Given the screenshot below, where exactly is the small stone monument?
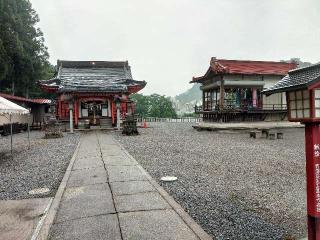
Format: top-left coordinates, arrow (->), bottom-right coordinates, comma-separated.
122,114 -> 139,136
44,118 -> 63,139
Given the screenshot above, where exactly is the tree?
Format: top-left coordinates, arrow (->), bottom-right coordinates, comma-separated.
0,0 -> 51,97
148,94 -> 177,118
130,94 -> 177,118
130,94 -> 149,117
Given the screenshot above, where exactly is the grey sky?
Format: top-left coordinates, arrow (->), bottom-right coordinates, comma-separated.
30,0 -> 320,96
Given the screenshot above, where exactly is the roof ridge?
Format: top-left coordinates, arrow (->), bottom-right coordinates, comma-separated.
57,60 -> 129,69
212,58 -> 296,65
289,62 -> 320,74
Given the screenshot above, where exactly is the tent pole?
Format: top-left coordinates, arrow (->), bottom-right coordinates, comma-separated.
10,114 -> 13,156
28,115 -> 30,150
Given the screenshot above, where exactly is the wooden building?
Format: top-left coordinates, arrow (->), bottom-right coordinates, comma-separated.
191,58 -> 297,122
0,93 -> 52,129
39,60 -> 146,128
264,62 -> 320,121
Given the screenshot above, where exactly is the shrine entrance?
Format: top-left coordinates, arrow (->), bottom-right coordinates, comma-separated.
79,99 -> 111,126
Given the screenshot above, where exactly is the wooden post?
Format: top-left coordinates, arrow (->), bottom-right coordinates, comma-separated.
74,100 -> 79,128
252,88 -> 257,107
111,101 -> 115,125
69,102 -> 74,133
117,106 -> 121,130
219,76 -> 225,110
58,97 -> 62,120
202,91 -> 205,110
10,114 -> 13,156
28,114 -> 30,150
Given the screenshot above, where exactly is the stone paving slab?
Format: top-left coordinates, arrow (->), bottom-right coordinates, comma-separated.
67,167 -> 107,187
111,180 -> 155,196
119,209 -> 199,240
114,192 -> 171,212
100,143 -> 123,149
0,197 -> 51,240
72,157 -> 103,170
107,165 -> 147,182
50,214 -> 121,240
76,152 -> 101,158
103,155 -> 137,166
101,145 -> 125,154
102,151 -> 126,158
55,184 -> 115,223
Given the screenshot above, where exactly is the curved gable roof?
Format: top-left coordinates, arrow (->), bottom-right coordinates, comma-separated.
191,58 -> 297,83
263,63 -> 320,95
39,60 -> 146,93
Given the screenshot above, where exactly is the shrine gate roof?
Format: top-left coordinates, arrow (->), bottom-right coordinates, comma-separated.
39,60 -> 146,93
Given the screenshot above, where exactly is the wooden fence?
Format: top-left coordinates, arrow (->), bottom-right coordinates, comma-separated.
137,117 -> 202,123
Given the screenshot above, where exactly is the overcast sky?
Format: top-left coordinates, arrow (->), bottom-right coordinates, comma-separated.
30,0 -> 320,96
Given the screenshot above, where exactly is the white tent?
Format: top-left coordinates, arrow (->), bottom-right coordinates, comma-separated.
0,96 -> 29,115
0,96 -> 30,155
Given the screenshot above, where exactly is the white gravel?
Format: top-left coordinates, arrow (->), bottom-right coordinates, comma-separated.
114,123 -> 306,240
0,131 -> 80,200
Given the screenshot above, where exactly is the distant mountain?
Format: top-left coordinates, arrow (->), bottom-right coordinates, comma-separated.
175,83 -> 202,103
172,84 -> 202,115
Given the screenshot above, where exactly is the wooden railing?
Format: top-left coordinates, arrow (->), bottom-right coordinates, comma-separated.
195,103 -> 287,112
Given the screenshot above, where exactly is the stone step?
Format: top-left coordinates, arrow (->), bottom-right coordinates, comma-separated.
100,118 -> 113,128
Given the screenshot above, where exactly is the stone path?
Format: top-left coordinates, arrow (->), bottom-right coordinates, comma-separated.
47,132 -> 211,240
0,198 -> 52,240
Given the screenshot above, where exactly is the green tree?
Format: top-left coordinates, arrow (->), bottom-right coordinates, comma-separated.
130,93 -> 177,118
130,94 -> 149,117
148,94 -> 177,118
0,0 -> 50,97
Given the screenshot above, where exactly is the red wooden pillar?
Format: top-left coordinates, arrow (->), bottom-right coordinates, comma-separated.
56,101 -> 59,119
111,101 -> 115,125
252,88 -> 257,107
305,123 -> 320,239
74,100 -> 79,127
58,97 -> 62,120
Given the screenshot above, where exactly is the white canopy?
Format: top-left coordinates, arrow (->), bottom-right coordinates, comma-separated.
0,96 -> 29,115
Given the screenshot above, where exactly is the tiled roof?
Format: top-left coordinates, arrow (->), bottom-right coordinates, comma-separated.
191,58 -> 297,83
263,63 -> 320,95
0,93 -> 52,104
40,60 -> 146,93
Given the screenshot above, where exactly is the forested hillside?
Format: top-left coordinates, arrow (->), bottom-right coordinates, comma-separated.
130,94 -> 177,118
0,0 -> 53,98
175,83 -> 201,103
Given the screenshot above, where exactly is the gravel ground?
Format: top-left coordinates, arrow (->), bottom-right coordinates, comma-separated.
0,131 -> 80,200
114,123 -> 306,240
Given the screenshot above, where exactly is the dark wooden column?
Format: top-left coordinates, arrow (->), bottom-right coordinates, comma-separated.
202,90 -> 205,110
219,76 -> 225,110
